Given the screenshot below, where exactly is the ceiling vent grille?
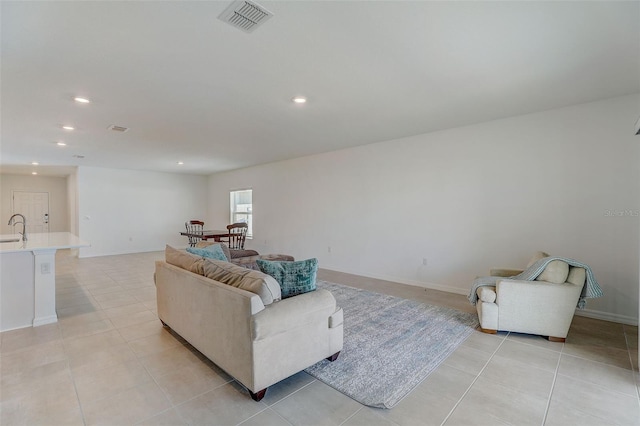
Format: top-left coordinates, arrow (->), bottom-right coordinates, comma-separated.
108,124 -> 129,133
218,0 -> 273,33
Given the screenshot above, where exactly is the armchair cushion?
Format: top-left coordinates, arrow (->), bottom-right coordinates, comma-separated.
536,260 -> 569,284
567,267 -> 586,286
526,251 -> 550,268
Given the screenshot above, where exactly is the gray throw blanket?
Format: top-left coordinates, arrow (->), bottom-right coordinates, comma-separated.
468,257 -> 603,309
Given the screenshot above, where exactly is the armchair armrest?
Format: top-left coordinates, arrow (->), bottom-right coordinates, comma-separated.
495,278 -> 584,339
490,268 -> 524,277
496,279 -> 583,308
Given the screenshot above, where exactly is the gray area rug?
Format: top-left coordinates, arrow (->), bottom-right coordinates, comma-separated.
304,281 -> 479,409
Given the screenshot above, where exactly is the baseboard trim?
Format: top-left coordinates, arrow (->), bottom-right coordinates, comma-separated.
574,308 -> 638,326
33,314 -> 58,327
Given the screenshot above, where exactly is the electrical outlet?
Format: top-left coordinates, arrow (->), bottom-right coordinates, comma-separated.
41,263 -> 51,274
328,246 -> 332,253
422,258 -> 428,266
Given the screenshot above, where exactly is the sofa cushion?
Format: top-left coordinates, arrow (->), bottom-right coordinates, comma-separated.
567,266 -> 586,286
202,259 -> 281,305
256,258 -> 318,299
165,245 -> 204,275
526,251 -> 550,268
195,241 -> 231,261
536,260 -> 569,284
187,244 -> 229,262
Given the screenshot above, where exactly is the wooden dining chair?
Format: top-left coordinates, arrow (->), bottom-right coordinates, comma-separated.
185,220 -> 205,247
225,222 -> 248,250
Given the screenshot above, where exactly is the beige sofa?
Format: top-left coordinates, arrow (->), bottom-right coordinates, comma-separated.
155,248 -> 343,401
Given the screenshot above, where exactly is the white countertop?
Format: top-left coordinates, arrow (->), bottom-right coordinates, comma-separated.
0,232 -> 89,254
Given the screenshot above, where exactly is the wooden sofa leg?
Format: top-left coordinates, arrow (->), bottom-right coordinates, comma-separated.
547,336 -> 566,343
249,389 -> 267,402
480,328 -> 497,334
326,351 -> 340,362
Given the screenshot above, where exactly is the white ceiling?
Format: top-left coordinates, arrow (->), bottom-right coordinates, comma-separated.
2,1 -> 639,177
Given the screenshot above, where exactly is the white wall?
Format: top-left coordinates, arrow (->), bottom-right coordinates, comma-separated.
207,94 -> 640,324
77,166 -> 208,257
0,174 -> 69,234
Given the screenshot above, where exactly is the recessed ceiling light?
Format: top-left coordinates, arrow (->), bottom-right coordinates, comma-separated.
74,96 -> 90,104
31,161 -> 39,165
292,96 -> 307,104
56,141 -> 67,146
62,125 -> 75,131
31,172 -> 38,175
177,161 -> 184,165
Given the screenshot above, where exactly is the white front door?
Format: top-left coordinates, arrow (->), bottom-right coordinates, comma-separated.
12,191 -> 50,233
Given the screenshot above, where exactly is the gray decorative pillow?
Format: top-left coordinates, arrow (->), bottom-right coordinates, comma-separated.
256,258 -> 318,299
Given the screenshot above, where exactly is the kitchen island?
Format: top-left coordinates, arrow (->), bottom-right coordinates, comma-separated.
0,232 -> 89,332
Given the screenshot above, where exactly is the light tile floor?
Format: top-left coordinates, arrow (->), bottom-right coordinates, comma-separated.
1,250 -> 638,425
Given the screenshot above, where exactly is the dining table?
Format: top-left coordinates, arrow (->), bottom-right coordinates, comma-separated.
180,229 -> 229,242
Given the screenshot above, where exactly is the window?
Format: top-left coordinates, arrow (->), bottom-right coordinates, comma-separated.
230,189 -> 252,237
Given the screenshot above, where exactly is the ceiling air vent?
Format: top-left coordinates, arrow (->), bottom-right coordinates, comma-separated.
108,124 -> 129,133
218,0 -> 273,33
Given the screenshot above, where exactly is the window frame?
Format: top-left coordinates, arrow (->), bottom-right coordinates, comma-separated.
229,188 -> 253,238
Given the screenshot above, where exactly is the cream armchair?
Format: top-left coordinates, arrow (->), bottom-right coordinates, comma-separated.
473,253 -> 589,342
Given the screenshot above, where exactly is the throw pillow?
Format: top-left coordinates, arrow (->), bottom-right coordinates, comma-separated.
256,258 -> 318,299
195,241 -> 231,262
165,245 -> 204,275
187,244 -> 229,262
202,259 -> 281,305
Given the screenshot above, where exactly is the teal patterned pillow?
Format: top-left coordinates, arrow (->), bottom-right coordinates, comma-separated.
256,258 -> 318,299
186,244 -> 229,262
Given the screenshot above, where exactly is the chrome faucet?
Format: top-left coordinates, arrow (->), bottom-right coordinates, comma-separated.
8,213 -> 27,241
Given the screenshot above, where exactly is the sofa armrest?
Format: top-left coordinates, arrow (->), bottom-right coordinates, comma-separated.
490,268 -> 524,277
251,289 -> 337,340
